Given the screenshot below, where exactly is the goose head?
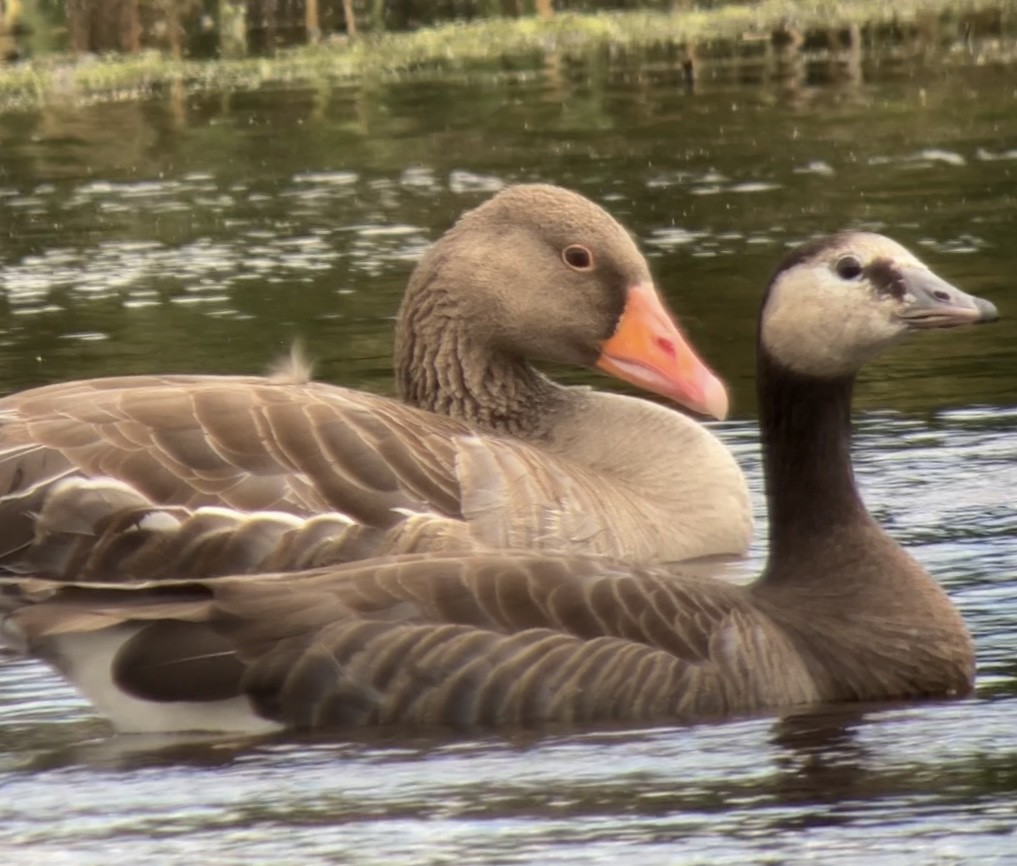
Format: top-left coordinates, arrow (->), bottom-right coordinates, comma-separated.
760,232 -> 999,378
396,184 -> 728,419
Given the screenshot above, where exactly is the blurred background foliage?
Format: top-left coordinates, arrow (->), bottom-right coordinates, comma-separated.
5,1 -> 671,58
0,0 -> 1007,60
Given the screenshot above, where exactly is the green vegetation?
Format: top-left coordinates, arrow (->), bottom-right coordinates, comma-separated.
0,0 -> 1012,109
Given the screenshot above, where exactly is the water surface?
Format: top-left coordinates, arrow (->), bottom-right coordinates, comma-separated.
0,40 -> 1015,865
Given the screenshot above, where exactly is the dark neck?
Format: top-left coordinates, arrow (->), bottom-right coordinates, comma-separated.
751,353 -> 975,702
757,351 -> 872,575
394,286 -> 562,439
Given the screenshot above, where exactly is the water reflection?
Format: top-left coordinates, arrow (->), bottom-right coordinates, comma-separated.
3,697 -> 1016,864
1,48 -> 1013,408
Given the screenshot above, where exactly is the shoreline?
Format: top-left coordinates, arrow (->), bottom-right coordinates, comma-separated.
0,0 -> 1013,109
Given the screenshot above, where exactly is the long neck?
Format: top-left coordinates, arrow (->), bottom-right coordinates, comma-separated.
394,283 -> 562,439
753,351 -> 974,699
756,351 -> 871,574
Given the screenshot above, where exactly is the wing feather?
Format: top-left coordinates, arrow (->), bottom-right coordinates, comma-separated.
0,553 -> 819,731
0,373 -> 744,576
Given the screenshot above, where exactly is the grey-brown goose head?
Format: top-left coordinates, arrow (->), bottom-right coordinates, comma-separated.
395,183 -> 728,434
756,230 -> 998,576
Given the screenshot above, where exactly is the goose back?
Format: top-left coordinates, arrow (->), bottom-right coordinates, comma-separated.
0,374 -> 747,569
0,554 -> 815,733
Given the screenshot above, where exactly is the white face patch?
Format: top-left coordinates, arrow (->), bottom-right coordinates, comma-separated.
761,234 -> 930,378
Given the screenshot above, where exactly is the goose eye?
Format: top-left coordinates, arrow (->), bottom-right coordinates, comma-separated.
562,245 -> 594,271
835,255 -> 863,280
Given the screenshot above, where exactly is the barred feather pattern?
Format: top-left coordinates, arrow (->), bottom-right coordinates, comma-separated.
0,555 -> 818,730
0,375 -> 750,572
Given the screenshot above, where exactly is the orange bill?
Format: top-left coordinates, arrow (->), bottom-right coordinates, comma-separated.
596,281 -> 729,420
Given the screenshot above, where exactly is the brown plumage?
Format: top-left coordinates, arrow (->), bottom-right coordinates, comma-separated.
0,232 -> 996,735
0,184 -> 750,571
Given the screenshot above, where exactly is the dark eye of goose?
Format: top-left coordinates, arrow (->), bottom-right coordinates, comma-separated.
835,255 -> 864,280
562,245 -> 594,271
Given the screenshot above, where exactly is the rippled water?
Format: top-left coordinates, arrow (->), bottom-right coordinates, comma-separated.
0,38 -> 1016,865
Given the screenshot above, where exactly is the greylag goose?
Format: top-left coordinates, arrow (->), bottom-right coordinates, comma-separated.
0,232 -> 998,734
0,184 -> 749,569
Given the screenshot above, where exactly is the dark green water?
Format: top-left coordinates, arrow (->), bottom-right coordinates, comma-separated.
0,46 -> 1015,410
0,40 -> 1015,865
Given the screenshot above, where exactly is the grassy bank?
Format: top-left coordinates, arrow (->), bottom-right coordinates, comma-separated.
0,0 -> 1012,109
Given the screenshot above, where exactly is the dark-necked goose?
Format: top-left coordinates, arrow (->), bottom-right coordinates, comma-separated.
0,232 -> 996,734
0,184 -> 750,569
